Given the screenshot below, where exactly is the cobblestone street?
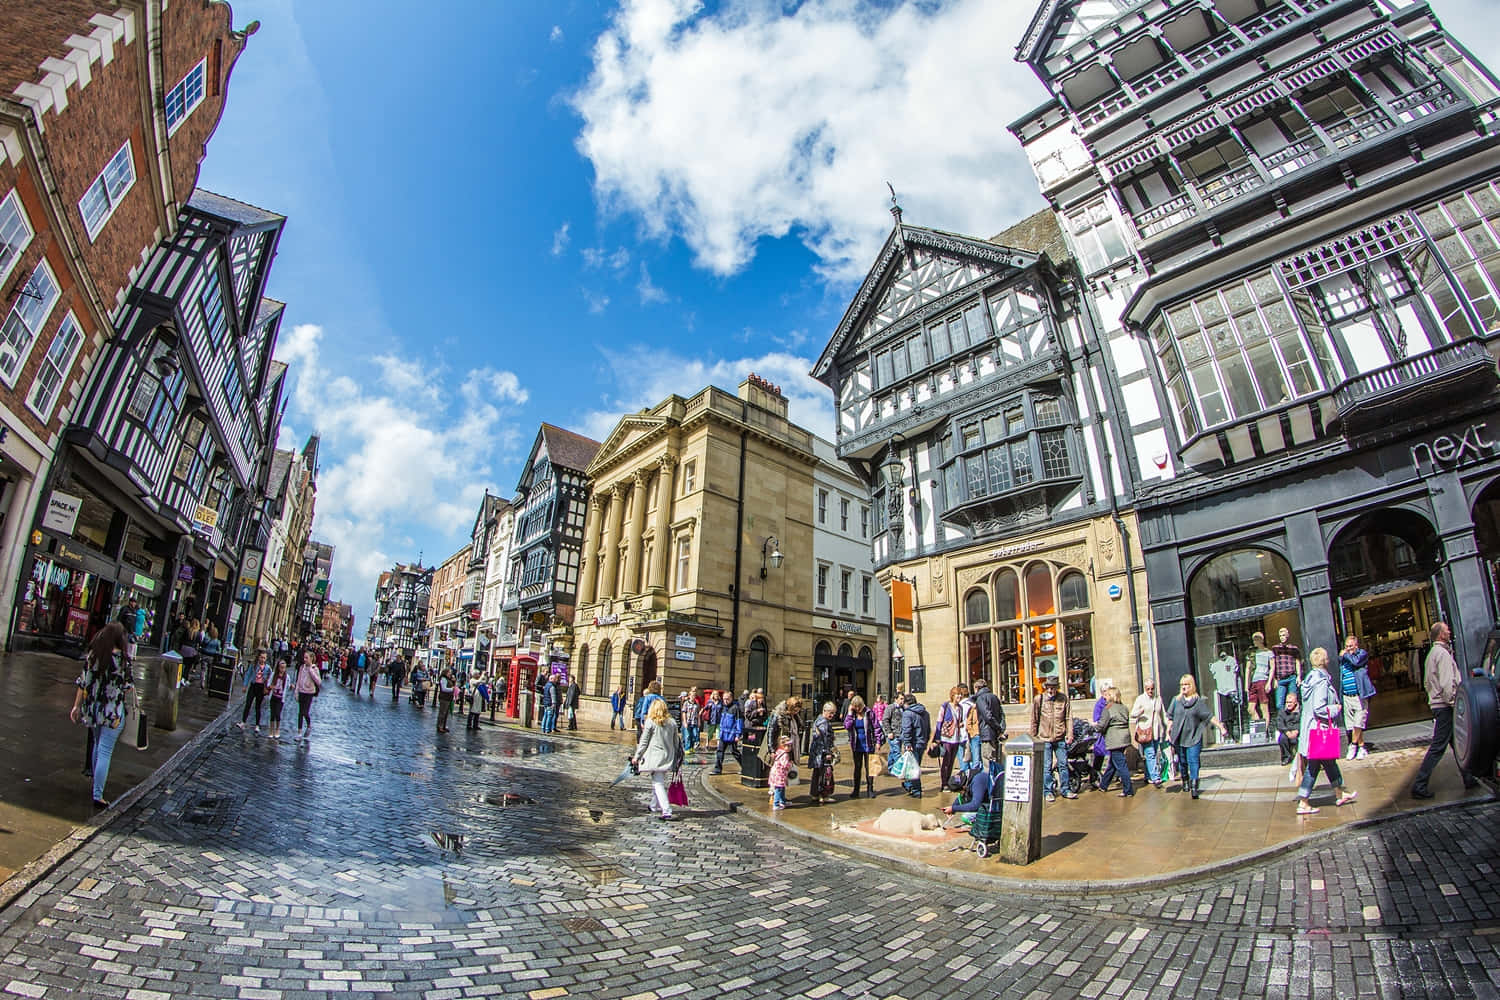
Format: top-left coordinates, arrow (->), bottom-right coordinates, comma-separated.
0,685 -> 1496,999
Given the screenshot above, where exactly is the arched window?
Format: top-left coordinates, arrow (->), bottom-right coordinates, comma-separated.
577,644 -> 591,696
748,636 -> 769,691
1186,548 -> 1298,719
994,569 -> 1020,621
1025,562 -> 1055,618
1058,571 -> 1089,612
838,642 -> 853,659
598,642 -> 613,693
815,639 -> 832,658
964,588 -> 991,626
858,645 -> 873,664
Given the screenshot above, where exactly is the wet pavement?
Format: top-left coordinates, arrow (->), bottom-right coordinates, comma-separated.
0,651 -> 229,884
0,678 -> 1494,998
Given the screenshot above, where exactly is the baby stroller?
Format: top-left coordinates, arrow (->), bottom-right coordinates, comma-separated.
1065,718 -> 1097,792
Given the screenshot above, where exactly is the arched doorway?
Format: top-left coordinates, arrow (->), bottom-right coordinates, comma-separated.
1473,478 -> 1500,616
1187,547 -> 1298,741
747,636 -> 769,693
1329,508 -> 1442,725
638,643 -> 658,695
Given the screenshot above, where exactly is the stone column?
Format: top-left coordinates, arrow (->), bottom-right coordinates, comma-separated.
600,484 -> 626,600
650,457 -> 676,590
578,496 -> 604,605
622,470 -> 650,595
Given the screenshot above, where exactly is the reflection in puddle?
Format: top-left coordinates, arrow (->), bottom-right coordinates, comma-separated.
430,831 -> 464,852
483,793 -> 536,807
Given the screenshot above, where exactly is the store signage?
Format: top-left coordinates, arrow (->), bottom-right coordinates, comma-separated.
1411,422 -> 1497,475
594,613 -> 620,626
674,632 -> 697,649
179,565 -> 195,582
192,504 -> 218,530
132,572 -> 154,591
1003,752 -> 1032,802
827,619 -> 868,635
986,539 -> 1044,560
42,491 -> 82,535
55,541 -> 86,565
674,649 -> 695,661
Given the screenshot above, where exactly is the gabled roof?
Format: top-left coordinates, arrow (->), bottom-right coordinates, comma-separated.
187,189 -> 286,230
302,434 -> 320,476
266,448 -> 294,502
587,410 -> 674,477
254,297 -> 286,328
539,423 -> 601,472
811,221 -> 1045,381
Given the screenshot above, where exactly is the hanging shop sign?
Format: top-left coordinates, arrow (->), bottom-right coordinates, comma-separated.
132,572 -> 155,591
41,491 -> 82,535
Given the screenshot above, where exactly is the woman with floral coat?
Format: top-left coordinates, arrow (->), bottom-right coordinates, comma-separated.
70,623 -> 133,808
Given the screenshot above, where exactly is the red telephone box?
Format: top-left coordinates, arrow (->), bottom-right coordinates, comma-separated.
508,654 -> 537,719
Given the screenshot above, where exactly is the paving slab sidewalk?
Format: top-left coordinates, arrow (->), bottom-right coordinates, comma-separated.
696,740 -> 1492,888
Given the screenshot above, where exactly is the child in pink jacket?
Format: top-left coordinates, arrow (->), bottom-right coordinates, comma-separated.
769,735 -> 793,810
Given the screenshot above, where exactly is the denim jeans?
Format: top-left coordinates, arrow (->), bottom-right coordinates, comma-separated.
1274,676 -> 1296,710
92,722 -> 123,802
1102,748 -> 1133,794
1178,742 -> 1202,787
965,736 -> 982,771
685,724 -> 700,751
541,707 -> 557,732
1043,739 -> 1071,796
772,785 -> 786,807
1141,740 -> 1165,783
1299,757 -> 1344,798
714,739 -> 738,771
611,709 -> 625,729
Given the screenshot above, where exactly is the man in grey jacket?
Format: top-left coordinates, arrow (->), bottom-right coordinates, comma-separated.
1412,621 -> 1479,799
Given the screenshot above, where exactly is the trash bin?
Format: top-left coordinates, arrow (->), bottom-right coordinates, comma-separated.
206,653 -> 235,699
739,727 -> 769,788
154,652 -> 183,731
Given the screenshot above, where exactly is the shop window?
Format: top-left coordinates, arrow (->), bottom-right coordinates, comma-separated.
962,562 -> 1092,703
598,642 -> 612,695
964,588 -> 989,626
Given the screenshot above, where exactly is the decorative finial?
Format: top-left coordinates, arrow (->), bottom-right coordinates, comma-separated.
887,182 -> 903,228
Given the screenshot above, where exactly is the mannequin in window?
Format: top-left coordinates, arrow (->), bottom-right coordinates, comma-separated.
1208,646 -> 1240,743
1270,627 -> 1302,710
1246,631 -> 1273,725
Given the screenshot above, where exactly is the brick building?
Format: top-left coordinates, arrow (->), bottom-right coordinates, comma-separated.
0,2 -> 253,644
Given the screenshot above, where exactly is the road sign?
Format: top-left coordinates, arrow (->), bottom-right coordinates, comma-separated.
1003,752 -> 1032,802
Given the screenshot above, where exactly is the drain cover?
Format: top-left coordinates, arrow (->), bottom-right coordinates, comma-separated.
562,916 -> 606,933
179,795 -> 238,828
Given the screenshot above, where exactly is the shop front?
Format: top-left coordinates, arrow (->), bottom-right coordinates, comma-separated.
1145,411 -> 1500,737
811,620 -> 878,708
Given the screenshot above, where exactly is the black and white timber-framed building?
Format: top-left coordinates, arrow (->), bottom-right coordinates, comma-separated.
1010,0 -> 1500,729
16,190 -> 287,650
813,207 -> 1153,708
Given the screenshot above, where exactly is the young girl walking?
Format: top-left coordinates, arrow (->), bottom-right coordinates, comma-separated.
769,735 -> 793,810
295,650 -> 322,741
267,658 -> 290,740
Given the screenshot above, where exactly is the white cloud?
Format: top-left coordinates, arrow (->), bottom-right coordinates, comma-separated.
637,262 -> 668,304
273,323 -> 529,611
551,221 -> 571,256
572,0 -> 1047,282
583,289 -> 611,314
550,24 -> 564,43
578,346 -> 833,442
581,245 -> 631,272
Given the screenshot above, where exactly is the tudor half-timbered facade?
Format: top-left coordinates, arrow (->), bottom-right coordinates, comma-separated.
813,208 -> 1151,708
501,423 -> 600,697
1011,0 -> 1500,729
18,190 -> 287,649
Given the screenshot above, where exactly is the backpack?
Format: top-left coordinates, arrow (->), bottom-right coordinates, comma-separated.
964,701 -> 979,737
939,703 -> 959,741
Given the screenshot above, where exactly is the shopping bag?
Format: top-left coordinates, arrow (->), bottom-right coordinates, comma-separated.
123,696 -> 148,751
1305,721 -> 1341,761
667,773 -> 689,807
900,750 -> 921,781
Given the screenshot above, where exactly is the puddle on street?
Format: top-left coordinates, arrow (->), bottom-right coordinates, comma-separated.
430,830 -> 464,852
482,793 -> 536,807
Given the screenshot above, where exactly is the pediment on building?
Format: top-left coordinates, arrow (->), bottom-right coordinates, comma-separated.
587,413 -> 672,475
812,225 -> 1040,381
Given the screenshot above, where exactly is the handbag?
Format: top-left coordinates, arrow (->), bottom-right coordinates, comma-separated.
926,742 -> 943,759
1305,720 -> 1341,761
667,773 -> 689,807
1134,722 -> 1154,745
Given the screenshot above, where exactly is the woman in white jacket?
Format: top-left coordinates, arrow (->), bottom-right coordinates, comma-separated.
1295,647 -> 1357,815
633,699 -> 683,821
1130,678 -> 1169,788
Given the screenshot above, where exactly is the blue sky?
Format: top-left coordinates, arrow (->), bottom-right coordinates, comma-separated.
196,0 -> 1496,632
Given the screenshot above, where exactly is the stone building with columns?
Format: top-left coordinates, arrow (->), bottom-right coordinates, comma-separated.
570,376 -> 823,723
